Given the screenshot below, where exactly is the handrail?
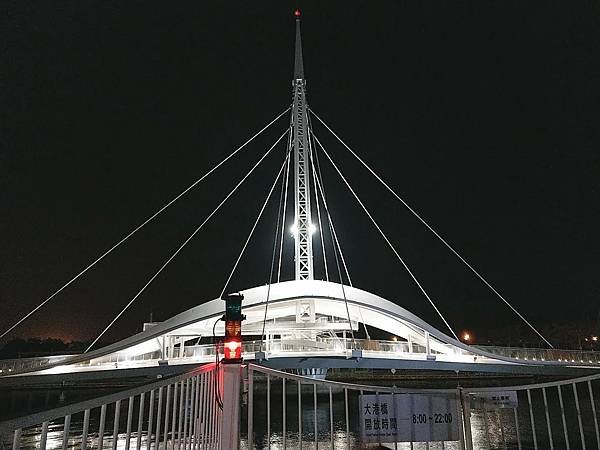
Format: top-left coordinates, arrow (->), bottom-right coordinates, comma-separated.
463,369 -> 600,393
1,338 -> 599,379
247,362 -> 600,450
249,362 -> 600,394
0,362 -> 216,434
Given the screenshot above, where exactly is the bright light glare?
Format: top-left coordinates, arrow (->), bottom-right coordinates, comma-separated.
290,222 -> 317,237
224,340 -> 242,360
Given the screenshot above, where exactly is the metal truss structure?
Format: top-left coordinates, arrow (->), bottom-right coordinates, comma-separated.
291,14 -> 314,283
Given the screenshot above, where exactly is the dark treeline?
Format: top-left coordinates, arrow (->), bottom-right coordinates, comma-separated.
0,338 -> 94,359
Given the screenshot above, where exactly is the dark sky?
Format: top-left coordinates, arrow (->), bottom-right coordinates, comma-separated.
2,1 -> 599,345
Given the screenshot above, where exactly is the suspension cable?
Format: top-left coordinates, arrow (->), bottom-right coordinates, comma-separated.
300,138 -> 354,345
220,152 -> 290,298
310,109 -> 553,348
308,127 -> 329,281
309,123 -> 351,287
260,151 -> 291,352
0,107 -> 290,341
309,139 -> 370,339
85,129 -> 290,352
313,132 -> 459,341
277,147 -> 292,283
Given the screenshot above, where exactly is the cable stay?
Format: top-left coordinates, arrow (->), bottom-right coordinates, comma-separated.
310,154 -> 329,282
309,109 -> 554,349
0,107 -> 290,342
220,151 -> 291,299
308,124 -> 351,287
307,121 -> 329,282
85,129 -> 290,352
276,153 -> 292,283
309,150 -> 356,342
309,147 -> 354,345
312,132 -> 459,341
308,130 -> 369,341
276,118 -> 294,283
260,151 -> 291,351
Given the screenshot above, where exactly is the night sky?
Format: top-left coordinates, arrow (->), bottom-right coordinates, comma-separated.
2,2 -> 599,345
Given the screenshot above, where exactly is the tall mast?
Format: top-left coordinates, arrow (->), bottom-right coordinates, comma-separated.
291,9 -> 314,281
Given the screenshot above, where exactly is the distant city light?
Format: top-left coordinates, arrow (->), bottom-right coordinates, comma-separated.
593,336 -> 598,342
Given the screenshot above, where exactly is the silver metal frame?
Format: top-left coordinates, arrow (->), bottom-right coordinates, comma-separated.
244,363 -> 600,450
4,363 -> 221,450
291,16 -> 314,282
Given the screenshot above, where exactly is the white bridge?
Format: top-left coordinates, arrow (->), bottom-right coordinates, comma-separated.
2,11 -> 600,450
1,11 -> 597,384
3,280 -> 599,381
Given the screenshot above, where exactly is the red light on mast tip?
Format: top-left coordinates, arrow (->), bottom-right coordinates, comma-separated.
294,9 -> 301,18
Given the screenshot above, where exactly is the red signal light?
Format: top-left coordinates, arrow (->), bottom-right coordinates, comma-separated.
223,338 -> 242,360
223,319 -> 242,362
294,9 -> 301,18
221,293 -> 245,364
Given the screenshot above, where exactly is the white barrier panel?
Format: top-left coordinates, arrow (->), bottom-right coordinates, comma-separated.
359,393 -> 460,443
471,390 -> 518,409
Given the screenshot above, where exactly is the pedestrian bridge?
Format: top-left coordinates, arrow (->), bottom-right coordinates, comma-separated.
3,280 -> 599,378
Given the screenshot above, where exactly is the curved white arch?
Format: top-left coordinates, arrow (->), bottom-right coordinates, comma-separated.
11,280 -> 577,376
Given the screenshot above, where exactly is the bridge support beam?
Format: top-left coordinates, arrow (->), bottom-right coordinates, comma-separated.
220,363 -> 241,450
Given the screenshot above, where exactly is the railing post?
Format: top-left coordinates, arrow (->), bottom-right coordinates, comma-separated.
558,385 -> 571,450
527,389 -> 538,450
220,362 -> 241,450
542,387 -> 554,450
40,421 -> 49,450
459,388 -> 473,450
588,380 -> 600,449
248,366 -> 254,449
572,383 -> 587,450
12,428 -> 21,450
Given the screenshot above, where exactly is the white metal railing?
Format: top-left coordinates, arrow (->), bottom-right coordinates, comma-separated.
1,363 -> 221,450
2,340 -> 599,376
463,372 -> 600,450
245,363 -> 600,450
476,345 -> 600,365
3,360 -> 600,449
245,364 -> 465,449
0,355 -> 72,374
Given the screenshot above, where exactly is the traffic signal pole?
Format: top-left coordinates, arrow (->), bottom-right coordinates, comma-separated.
220,363 -> 242,449
220,293 -> 245,449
